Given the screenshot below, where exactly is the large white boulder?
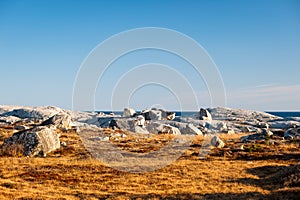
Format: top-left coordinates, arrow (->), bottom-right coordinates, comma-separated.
1,126 -> 60,157
0,116 -> 21,125
269,121 -> 300,129
181,123 -> 203,135
146,122 -> 181,135
123,108 -> 136,117
136,115 -> 145,127
40,114 -> 72,130
1,106 -> 65,120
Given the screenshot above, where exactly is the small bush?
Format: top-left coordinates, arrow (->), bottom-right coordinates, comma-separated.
0,143 -> 24,157
244,144 -> 264,152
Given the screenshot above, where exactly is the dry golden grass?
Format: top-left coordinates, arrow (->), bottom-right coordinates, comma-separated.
0,126 -> 300,199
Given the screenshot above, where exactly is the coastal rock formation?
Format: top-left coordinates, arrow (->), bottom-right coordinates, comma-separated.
0,116 -> 21,125
199,108 -> 212,121
1,126 -> 60,157
146,122 -> 181,135
180,123 -> 203,135
0,106 -> 65,120
141,108 -> 175,121
1,105 -> 299,157
40,114 -> 72,130
136,115 -> 145,127
123,108 -> 136,117
284,127 -> 300,139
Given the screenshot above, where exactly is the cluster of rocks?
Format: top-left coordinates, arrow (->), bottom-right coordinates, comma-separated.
0,105 -> 299,157
0,106 -> 72,157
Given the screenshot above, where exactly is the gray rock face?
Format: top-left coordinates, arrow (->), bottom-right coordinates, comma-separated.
284,128 -> 300,139
210,135 -> 225,148
148,110 -> 162,120
136,115 -> 145,127
208,107 -> 282,122
261,128 -> 273,137
161,110 -> 176,120
146,122 -> 181,135
0,116 -> 21,125
134,126 -> 149,134
141,108 -> 175,121
1,106 -> 65,120
269,121 -> 300,129
199,108 -> 212,121
240,132 -> 269,142
2,126 -> 60,157
109,118 -> 136,131
180,123 -> 203,135
123,108 -> 136,117
40,114 -> 72,130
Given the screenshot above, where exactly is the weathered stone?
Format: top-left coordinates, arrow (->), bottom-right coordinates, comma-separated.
146,122 -> 181,135
160,110 -> 176,120
1,126 -> 60,157
180,123 -> 203,135
284,128 -> 300,139
148,110 -> 162,120
141,108 -> 175,121
1,106 -> 64,120
261,128 -> 273,137
134,126 -> 149,134
0,116 -> 21,124
14,125 -> 29,131
240,133 -> 267,142
41,114 -> 72,130
208,107 -> 282,122
199,108 -> 212,121
258,122 -> 269,129
156,120 -> 202,135
210,135 -> 225,148
123,108 -> 136,117
136,115 -> 145,127
268,121 -> 300,129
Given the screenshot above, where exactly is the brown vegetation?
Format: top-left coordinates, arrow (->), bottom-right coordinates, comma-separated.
0,126 -> 300,199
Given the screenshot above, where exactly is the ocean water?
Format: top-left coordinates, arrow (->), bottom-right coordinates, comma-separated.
266,112 -> 300,118
100,111 -> 300,118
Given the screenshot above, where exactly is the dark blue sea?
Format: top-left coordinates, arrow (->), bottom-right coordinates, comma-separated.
266,112 -> 300,118
100,111 -> 300,118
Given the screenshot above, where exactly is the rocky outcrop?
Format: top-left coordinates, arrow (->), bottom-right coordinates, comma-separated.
1,106 -> 65,120
40,114 -> 72,130
146,122 -> 181,135
284,127 -> 300,139
0,116 -> 21,125
123,108 -> 136,117
141,108 -> 175,121
210,135 -> 225,148
136,115 -> 145,127
199,108 -> 212,121
1,126 -> 60,157
1,105 -> 299,157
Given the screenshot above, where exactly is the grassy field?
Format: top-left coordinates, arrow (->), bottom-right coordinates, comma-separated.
0,126 -> 299,199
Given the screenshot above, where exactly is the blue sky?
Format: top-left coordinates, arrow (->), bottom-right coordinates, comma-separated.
0,0 -> 299,111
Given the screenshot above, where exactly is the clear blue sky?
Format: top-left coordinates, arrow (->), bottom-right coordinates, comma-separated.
0,0 -> 299,111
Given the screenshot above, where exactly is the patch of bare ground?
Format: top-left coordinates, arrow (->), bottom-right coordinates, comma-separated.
0,126 -> 300,199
